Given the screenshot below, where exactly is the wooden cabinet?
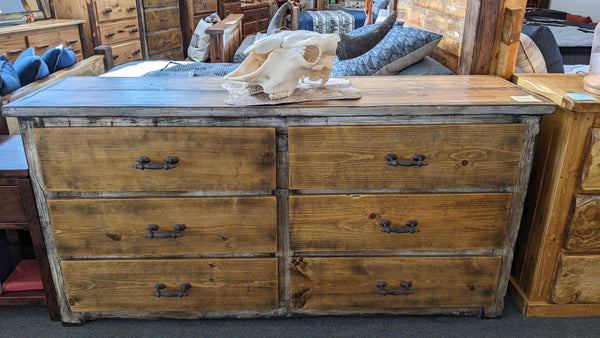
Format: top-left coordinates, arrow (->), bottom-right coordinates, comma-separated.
0,136 -> 59,320
0,19 -> 85,64
241,2 -> 269,38
511,73 -> 600,317
139,0 -> 184,60
53,0 -> 143,66
2,75 -> 554,323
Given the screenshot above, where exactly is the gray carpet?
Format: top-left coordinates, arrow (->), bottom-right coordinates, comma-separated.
1,293 -> 599,337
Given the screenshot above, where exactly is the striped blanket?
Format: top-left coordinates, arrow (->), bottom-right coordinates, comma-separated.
307,10 -> 355,34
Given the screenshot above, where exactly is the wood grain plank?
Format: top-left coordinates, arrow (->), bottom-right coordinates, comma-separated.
551,254 -> 600,304
565,195 -> 600,251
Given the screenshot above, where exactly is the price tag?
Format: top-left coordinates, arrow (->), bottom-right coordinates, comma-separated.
511,95 -> 541,102
566,92 -> 598,101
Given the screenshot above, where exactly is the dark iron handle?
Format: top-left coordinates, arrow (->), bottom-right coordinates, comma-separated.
151,283 -> 191,297
105,32 -> 115,37
143,224 -> 186,238
132,49 -> 141,55
36,43 -> 50,48
129,27 -> 139,33
203,2 -> 208,7
127,6 -> 136,11
163,39 -> 172,44
379,220 -> 420,234
133,156 -> 178,170
102,8 -> 113,13
385,154 -> 428,167
8,49 -> 23,54
376,281 -> 414,296
161,17 -> 169,21
112,54 -> 119,59
66,39 -> 78,44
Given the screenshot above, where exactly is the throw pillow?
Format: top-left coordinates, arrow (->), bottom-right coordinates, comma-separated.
42,45 -> 77,73
188,13 -> 220,62
521,24 -> 564,73
372,0 -> 389,16
0,54 -> 21,96
331,22 -> 443,76
13,47 -> 50,86
516,33 -> 547,73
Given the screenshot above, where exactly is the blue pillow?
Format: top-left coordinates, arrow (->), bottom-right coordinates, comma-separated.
42,45 -> 77,73
13,47 -> 50,86
0,54 -> 21,96
332,22 -> 443,76
372,0 -> 389,16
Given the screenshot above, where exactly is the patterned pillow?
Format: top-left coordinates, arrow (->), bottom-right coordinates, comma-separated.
331,23 -> 442,76
372,0 -> 389,16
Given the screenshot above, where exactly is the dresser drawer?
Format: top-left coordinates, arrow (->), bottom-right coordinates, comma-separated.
290,193 -> 511,252
27,31 -> 63,56
110,40 -> 143,65
551,253 -> 600,304
289,125 -> 525,190
0,185 -> 27,224
62,258 -> 278,312
145,7 -> 181,32
222,2 -> 242,16
147,28 -> 182,55
94,0 -> 138,23
0,36 -> 27,63
33,127 -> 276,192
48,197 -> 277,256
290,256 -> 501,309
243,22 -> 258,37
565,195 -> 600,251
194,0 -> 218,13
144,0 -> 178,6
97,19 -> 140,45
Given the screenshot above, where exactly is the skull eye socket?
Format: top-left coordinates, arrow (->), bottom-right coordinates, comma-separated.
303,45 -> 321,63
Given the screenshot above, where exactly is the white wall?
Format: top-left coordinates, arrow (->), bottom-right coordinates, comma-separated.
549,0 -> 600,23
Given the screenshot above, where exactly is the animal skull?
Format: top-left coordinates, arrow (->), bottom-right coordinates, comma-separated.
225,31 -> 340,100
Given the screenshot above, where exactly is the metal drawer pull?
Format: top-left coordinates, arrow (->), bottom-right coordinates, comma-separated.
379,220 -> 419,234
376,281 -> 414,296
105,32 -> 115,37
8,49 -> 23,54
133,49 -> 141,55
36,44 -> 50,48
385,153 -> 428,167
102,8 -> 112,13
143,224 -> 186,238
163,39 -> 172,44
127,6 -> 136,11
151,283 -> 191,297
66,39 -> 78,44
132,156 -> 178,170
129,27 -> 139,33
161,17 -> 169,21
203,2 -> 208,7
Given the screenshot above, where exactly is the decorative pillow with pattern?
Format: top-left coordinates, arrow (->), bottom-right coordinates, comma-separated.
331,22 -> 442,76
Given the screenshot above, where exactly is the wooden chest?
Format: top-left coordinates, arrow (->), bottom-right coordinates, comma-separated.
511,73 -> 600,317
2,76 -> 554,323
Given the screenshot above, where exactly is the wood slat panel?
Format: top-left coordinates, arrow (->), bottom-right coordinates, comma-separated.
290,256 -> 501,309
62,258 -> 278,312
290,193 -> 511,251
551,254 -> 600,304
289,124 -> 525,190
33,127 -> 276,192
565,195 -> 600,251
581,128 -> 600,191
48,197 -> 277,256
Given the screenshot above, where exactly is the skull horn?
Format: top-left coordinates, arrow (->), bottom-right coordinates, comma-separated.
335,10 -> 398,60
267,2 -> 290,34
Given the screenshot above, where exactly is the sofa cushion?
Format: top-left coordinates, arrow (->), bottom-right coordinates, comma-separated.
331,22 -> 443,76
42,45 -> 77,73
13,47 -> 49,86
0,54 -> 21,96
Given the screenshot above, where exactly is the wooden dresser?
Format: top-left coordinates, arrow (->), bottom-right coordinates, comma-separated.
138,0 -> 184,60
240,2 -> 269,38
2,76 -> 554,324
54,0 -> 143,66
0,19 -> 85,63
511,73 -> 600,317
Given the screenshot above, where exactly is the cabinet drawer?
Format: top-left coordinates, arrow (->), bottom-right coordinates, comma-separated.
33,127 -> 276,192
145,7 -> 181,32
62,258 -> 278,312
147,29 -> 182,55
290,256 -> 501,309
0,36 -> 27,63
48,197 -> 277,256
256,7 -> 270,20
222,2 -> 242,17
258,19 -> 269,32
243,21 -> 258,36
580,128 -> 600,191
144,0 -> 178,6
94,0 -> 138,23
289,125 -> 525,190
244,8 -> 259,22
97,19 -> 140,45
110,40 -> 143,65
565,195 -> 600,251
194,0 -> 218,13
26,31 -> 63,56
551,253 -> 600,304
149,49 -> 184,60
290,193 -> 511,252
0,185 -> 27,224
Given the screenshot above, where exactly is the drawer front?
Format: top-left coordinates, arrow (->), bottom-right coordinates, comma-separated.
33,127 -> 276,192
0,185 -> 27,224
97,20 -> 140,45
147,29 -> 182,55
94,0 -> 138,23
290,193 -> 511,252
244,8 -> 258,22
60,29 -> 84,58
580,128 -> 600,191
0,36 -> 27,63
194,0 -> 218,13
145,7 -> 181,32
48,197 -> 277,256
258,19 -> 269,32
551,253 -> 600,304
144,0 -> 178,6
290,256 -> 501,309
110,40 -> 143,65
256,7 -> 269,20
243,22 -> 259,37
149,49 -> 184,60
565,194 -> 600,251
289,125 -> 525,190
27,32 -> 63,56
222,2 -> 242,16
62,258 -> 278,312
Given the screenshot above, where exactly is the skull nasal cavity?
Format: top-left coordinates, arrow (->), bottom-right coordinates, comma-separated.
303,45 -> 321,63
